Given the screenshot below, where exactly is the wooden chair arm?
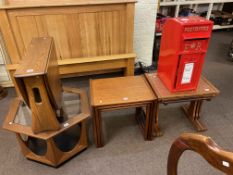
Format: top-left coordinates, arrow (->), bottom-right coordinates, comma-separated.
167,133 -> 233,175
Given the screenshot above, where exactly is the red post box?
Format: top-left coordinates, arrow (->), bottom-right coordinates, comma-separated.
157,16 -> 213,92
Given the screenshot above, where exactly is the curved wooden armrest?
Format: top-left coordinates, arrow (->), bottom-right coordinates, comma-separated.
167,133 -> 233,175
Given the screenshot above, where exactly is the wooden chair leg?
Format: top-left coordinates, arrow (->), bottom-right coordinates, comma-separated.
181,100 -> 207,131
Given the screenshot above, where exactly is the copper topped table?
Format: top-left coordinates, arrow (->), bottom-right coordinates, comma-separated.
145,73 -> 220,135
90,75 -> 157,147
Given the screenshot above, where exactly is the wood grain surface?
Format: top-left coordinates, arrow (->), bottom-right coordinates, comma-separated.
145,73 -> 219,102
168,133 -> 233,175
0,1 -> 136,77
90,75 -> 156,107
2,0 -> 137,9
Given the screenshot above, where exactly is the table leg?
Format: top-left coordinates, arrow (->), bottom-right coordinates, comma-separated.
135,107 -> 146,136
181,100 -> 207,132
144,103 -> 154,140
153,101 -> 163,137
135,101 -> 163,139
135,104 -> 153,140
92,107 -> 103,147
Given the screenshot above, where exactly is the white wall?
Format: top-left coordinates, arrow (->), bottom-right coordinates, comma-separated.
134,0 -> 158,66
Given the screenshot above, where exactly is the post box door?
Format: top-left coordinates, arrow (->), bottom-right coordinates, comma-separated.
175,54 -> 203,90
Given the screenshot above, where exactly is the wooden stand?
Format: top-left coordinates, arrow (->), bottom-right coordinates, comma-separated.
3,37 -> 90,167
145,73 -> 220,135
90,75 -> 156,147
14,37 -> 61,133
3,87 -> 89,167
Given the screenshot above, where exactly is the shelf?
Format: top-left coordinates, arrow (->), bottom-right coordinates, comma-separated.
213,25 -> 233,30
160,0 -> 233,6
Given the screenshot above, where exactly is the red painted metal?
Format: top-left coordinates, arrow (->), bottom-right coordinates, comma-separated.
157,16 -> 213,92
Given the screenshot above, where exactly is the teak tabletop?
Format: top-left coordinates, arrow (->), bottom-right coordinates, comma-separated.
90,75 -> 156,107
145,73 -> 219,103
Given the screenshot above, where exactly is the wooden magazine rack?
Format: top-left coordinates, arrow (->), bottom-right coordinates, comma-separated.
0,0 -> 137,89
3,37 -> 90,167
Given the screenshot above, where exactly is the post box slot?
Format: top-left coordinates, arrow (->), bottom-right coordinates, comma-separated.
182,39 -> 208,53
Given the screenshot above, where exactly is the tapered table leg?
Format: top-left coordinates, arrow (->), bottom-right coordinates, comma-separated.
181,100 -> 207,132
92,107 -> 103,147
153,101 -> 163,137
144,103 -> 154,140
135,101 -> 163,139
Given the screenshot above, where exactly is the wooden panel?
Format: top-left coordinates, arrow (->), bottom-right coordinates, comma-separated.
4,0 -> 137,7
14,37 -> 52,76
125,3 -> 135,52
8,53 -> 136,80
44,39 -> 62,109
7,4 -> 128,61
44,14 -> 71,59
17,16 -> 39,56
59,59 -> 127,75
0,10 -> 20,63
7,53 -> 136,73
0,1 -> 136,78
64,14 -> 82,58
23,76 -> 60,133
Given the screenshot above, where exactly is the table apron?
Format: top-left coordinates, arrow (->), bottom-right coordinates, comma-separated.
95,101 -> 155,111
160,97 -> 214,104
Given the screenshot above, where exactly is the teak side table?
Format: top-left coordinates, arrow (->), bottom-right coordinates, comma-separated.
90,75 -> 157,147
145,73 -> 219,135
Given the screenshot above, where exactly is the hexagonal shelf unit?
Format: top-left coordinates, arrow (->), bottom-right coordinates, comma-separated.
3,87 -> 90,167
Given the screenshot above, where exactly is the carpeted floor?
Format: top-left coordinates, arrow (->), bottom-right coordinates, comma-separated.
0,31 -> 233,175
